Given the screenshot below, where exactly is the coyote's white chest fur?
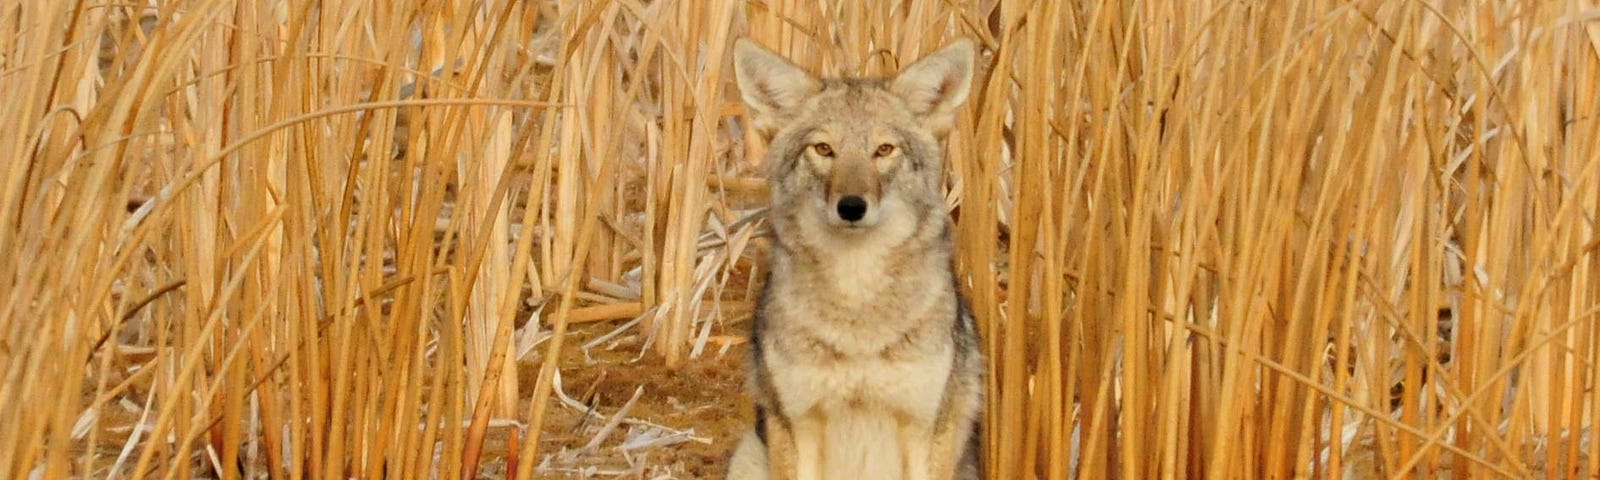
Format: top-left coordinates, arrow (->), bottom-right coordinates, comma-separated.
765,241 -> 957,478
773,351 -> 953,477
763,268 -> 956,478
727,37 -> 984,480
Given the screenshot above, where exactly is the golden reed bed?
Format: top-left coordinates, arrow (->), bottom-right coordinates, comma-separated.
2,1 -> 1597,478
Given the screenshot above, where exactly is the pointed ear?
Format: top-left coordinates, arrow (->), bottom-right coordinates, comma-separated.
890,39 -> 976,136
733,39 -> 821,136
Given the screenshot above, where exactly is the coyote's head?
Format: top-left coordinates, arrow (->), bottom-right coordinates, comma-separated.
734,39 -> 975,243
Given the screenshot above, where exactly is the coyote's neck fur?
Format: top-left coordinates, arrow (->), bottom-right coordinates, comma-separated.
769,195 -> 953,309
764,209 -> 957,357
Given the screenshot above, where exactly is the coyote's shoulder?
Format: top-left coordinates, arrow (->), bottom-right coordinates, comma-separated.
726,38 -> 985,480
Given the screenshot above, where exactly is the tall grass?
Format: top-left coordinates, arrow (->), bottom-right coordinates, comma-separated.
2,0 -> 1597,478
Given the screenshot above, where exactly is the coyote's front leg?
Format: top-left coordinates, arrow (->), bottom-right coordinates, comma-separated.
929,380 -> 984,480
791,413 -> 823,480
898,415 -> 935,480
763,410 -> 825,480
763,416 -> 797,480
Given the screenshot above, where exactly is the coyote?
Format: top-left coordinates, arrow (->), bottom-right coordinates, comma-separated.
726,38 -> 984,480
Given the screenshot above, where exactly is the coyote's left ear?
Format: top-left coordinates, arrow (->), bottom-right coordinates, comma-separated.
734,39 -> 822,138
891,39 -> 976,136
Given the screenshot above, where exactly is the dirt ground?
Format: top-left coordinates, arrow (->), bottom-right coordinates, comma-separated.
509,320 -> 753,479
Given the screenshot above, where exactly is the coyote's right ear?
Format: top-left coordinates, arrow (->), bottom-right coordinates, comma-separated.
734,39 -> 821,137
891,39 -> 976,137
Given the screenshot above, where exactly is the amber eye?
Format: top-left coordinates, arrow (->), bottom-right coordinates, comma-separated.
874,144 -> 896,157
812,143 -> 834,157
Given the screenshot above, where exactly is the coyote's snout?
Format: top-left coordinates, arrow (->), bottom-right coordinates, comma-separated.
799,127 -> 895,229
726,38 -> 985,480
824,151 -> 876,226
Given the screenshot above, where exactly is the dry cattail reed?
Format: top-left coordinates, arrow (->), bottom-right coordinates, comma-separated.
2,0 -> 1597,478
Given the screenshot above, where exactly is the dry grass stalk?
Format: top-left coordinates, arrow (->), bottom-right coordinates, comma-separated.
2,0 -> 1598,478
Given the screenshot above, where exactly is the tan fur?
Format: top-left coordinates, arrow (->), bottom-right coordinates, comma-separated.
826,155 -> 880,212
727,38 -> 984,480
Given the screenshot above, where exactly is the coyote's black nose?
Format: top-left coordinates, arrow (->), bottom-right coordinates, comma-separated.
836,196 -> 868,222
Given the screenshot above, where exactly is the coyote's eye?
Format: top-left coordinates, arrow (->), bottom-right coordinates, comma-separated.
812,143 -> 834,157
874,144 -> 896,157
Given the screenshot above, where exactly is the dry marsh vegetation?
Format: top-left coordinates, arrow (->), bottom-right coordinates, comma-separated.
3,0 -> 1599,478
